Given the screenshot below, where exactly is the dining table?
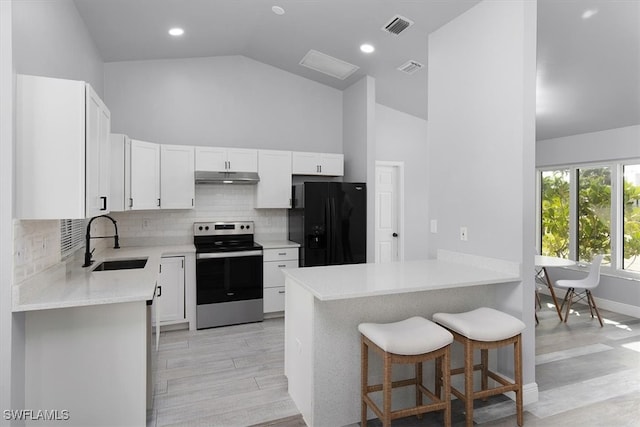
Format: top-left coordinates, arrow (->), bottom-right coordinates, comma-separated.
535,255 -> 576,321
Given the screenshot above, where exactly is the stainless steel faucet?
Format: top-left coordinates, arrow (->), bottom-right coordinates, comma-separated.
83,215 -> 120,267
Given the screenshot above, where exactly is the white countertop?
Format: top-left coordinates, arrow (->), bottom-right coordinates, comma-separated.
256,239 -> 300,249
13,245 -> 195,312
282,254 -> 521,301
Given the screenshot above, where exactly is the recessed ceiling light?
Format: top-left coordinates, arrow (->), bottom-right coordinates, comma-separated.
582,9 -> 598,19
360,44 -> 375,54
272,6 -> 285,15
168,28 -> 184,36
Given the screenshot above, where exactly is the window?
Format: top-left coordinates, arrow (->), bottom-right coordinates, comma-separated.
60,219 -> 85,259
539,161 -> 640,276
541,170 -> 570,258
623,164 -> 640,272
577,167 -> 611,263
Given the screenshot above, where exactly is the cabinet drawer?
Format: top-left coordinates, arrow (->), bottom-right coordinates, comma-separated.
263,247 -> 299,262
264,260 -> 298,287
264,286 -> 285,313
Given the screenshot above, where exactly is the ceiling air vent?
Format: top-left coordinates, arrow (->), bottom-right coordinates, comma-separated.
299,49 -> 359,80
397,60 -> 424,75
382,15 -> 414,35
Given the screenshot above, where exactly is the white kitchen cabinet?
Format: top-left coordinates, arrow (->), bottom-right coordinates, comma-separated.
130,139 -> 161,210
263,247 -> 299,314
291,151 -> 344,176
155,256 -> 186,324
112,137 -> 195,211
161,144 -> 195,209
256,150 -> 292,208
195,146 -> 258,172
16,74 -> 111,219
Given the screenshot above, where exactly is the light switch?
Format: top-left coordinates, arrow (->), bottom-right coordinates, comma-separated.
430,220 -> 438,233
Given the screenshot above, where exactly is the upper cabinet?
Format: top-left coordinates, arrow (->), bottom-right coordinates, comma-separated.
111,136 -> 194,211
195,147 -> 258,172
16,75 -> 111,219
160,144 -> 195,209
256,150 -> 292,208
291,152 -> 343,176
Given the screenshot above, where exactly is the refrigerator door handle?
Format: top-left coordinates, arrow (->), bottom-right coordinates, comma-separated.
330,197 -> 337,264
325,197 -> 332,265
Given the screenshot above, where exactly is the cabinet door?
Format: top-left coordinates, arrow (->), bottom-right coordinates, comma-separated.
16,75 -> 86,219
264,260 -> 298,287
319,153 -> 344,176
264,287 -> 286,313
256,150 -> 292,208
157,257 -> 186,323
227,148 -> 258,172
161,145 -> 195,209
195,146 -> 226,171
291,151 -> 320,175
130,139 -> 160,210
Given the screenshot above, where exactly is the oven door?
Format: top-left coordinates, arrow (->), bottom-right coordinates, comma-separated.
196,250 -> 263,304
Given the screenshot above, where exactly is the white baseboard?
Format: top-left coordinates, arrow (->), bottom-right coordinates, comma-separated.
537,288 -> 640,319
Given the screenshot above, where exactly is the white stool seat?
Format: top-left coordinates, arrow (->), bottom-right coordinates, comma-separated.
433,308 -> 525,342
358,316 -> 453,356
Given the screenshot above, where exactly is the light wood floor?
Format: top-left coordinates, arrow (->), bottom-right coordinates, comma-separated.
148,296 -> 640,426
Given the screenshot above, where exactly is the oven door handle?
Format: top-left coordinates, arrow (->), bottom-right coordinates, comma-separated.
196,250 -> 263,259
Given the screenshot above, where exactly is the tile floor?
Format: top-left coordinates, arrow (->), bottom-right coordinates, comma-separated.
148,296 -> 640,426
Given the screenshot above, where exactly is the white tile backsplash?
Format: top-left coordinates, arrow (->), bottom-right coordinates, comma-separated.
111,185 -> 288,246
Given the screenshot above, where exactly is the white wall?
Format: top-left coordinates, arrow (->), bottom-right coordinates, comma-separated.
12,0 -> 104,96
104,56 -> 343,152
427,0 -> 537,394
375,104 -> 428,260
0,0 -> 19,417
537,125 -> 640,167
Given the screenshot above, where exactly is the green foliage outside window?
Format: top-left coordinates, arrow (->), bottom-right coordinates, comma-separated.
541,166 -> 640,270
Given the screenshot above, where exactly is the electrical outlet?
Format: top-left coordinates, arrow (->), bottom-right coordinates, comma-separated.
142,218 -> 151,230
430,219 -> 438,233
460,226 -> 468,241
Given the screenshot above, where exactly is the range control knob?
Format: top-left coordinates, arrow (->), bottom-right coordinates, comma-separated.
246,225 -> 250,229
240,225 -> 245,229
205,226 -> 209,231
198,226 -> 203,231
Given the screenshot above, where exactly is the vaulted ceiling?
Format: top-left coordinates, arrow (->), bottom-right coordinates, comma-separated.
74,0 -> 640,141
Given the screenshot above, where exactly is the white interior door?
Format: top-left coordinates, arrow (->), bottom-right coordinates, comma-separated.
375,163 -> 403,263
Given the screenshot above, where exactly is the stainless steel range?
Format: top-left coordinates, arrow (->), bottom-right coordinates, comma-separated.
194,221 -> 263,329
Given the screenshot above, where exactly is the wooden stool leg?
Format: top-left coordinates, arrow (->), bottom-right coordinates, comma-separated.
435,356 -> 442,398
416,362 -> 423,419
515,335 -> 523,427
481,348 -> 488,401
361,337 -> 368,427
382,352 -> 392,427
464,339 -> 474,427
443,347 -> 452,427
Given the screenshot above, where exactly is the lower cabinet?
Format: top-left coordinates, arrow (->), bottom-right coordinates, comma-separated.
155,256 -> 185,324
263,247 -> 298,314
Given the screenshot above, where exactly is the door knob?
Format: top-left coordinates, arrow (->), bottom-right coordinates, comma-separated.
392,233 -> 398,237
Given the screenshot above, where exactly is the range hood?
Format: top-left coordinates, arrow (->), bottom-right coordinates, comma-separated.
195,171 -> 260,185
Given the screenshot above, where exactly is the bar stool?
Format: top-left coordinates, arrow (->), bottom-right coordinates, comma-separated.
433,308 -> 525,427
359,316 -> 453,427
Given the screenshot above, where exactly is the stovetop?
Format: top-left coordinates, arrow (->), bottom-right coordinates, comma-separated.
193,221 -> 261,253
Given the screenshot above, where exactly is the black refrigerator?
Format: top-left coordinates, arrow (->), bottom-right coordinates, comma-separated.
288,182 -> 366,267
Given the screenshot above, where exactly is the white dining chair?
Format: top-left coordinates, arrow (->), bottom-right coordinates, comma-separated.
555,254 -> 604,327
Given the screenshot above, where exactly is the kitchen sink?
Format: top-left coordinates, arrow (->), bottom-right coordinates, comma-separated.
93,258 -> 148,271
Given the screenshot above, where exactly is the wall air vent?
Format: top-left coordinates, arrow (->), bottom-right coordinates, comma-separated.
397,60 -> 424,75
382,15 -> 414,35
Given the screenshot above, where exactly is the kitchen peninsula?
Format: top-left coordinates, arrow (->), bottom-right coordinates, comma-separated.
283,250 -> 522,427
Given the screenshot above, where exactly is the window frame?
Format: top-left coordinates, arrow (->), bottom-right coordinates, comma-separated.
537,159 -> 640,279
